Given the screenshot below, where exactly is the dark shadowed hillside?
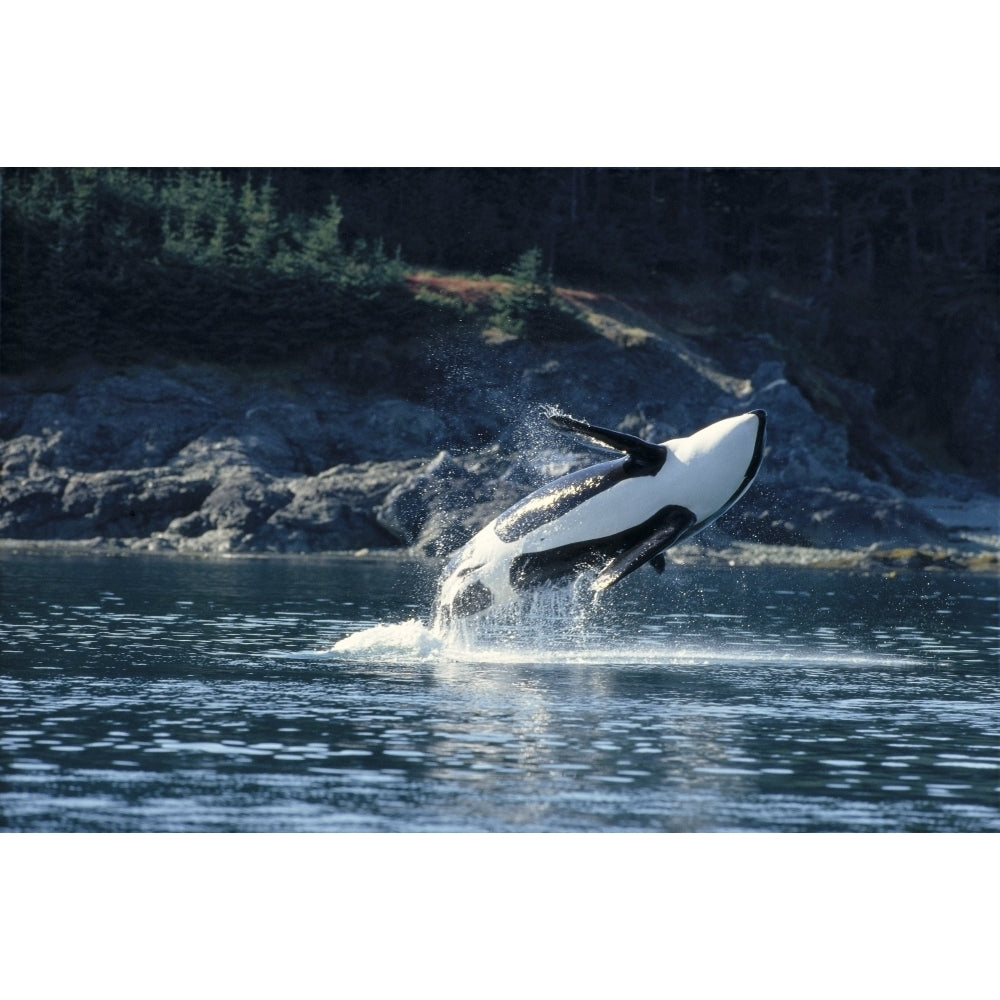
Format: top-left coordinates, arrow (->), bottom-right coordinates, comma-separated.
3,167 -> 997,481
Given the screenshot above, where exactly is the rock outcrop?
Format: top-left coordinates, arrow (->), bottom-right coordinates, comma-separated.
2,295 -> 996,568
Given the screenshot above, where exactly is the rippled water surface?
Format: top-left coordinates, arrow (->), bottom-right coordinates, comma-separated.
2,553 -> 997,831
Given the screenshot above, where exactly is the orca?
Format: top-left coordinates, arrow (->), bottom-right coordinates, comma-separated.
433,409 -> 766,622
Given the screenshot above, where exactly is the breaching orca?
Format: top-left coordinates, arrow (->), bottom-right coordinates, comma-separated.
433,409 -> 766,621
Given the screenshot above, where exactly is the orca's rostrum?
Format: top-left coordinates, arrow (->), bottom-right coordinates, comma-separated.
434,409 -> 767,621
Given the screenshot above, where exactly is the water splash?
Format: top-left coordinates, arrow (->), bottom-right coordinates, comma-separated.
333,582 -> 594,663
436,582 -> 597,656
332,618 -> 444,659
329,580 -> 923,669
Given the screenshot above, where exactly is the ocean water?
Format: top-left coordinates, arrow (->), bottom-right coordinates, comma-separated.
1,552 -> 997,832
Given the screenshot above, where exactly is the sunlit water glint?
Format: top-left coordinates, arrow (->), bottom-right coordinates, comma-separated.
2,553 -> 997,831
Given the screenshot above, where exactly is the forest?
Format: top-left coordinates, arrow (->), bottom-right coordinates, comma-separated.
2,167 -> 997,474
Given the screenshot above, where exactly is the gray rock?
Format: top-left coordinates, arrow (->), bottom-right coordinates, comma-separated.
0,466 -> 68,535
60,470 -> 214,538
14,370 -> 218,472
0,313 -> 994,561
258,475 -> 395,553
185,474 -> 292,534
724,485 -> 949,549
742,362 -> 852,491
376,451 -> 476,545
346,399 -> 451,462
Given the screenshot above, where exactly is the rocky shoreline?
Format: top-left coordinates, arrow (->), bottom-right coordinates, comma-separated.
1,536 -> 995,578
2,293 -> 996,577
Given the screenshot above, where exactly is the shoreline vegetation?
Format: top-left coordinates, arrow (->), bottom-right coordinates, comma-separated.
2,168 -> 997,575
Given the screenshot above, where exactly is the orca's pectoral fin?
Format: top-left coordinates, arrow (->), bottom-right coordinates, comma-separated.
592,507 -> 696,592
548,413 -> 666,473
650,553 -> 666,574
